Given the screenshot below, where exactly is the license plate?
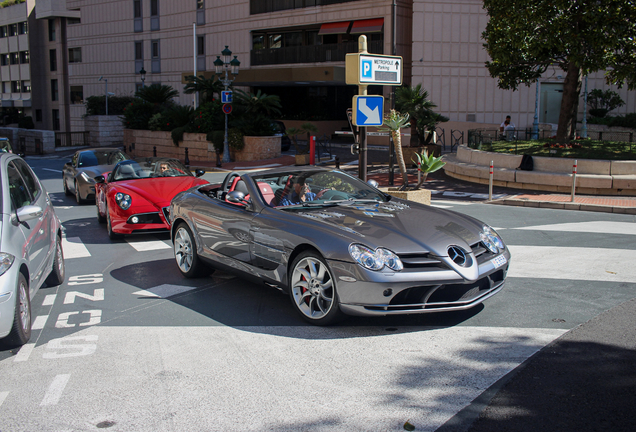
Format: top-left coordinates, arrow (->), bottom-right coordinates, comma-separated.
491,255 -> 507,268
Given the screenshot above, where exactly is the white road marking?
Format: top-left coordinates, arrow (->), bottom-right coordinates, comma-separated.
40,374 -> 71,406
507,245 -> 636,282
0,391 -> 8,408
132,284 -> 198,298
513,221 -> 636,236
42,168 -> 62,173
62,236 -> 91,259
32,315 -> 49,330
430,204 -> 453,208
13,343 -> 35,362
431,199 -> 475,206
42,294 -> 57,306
126,239 -> 171,251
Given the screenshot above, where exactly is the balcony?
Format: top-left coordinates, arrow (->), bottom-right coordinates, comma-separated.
251,0 -> 361,15
251,40 -> 383,66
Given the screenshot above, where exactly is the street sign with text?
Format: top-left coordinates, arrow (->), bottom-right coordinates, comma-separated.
346,53 -> 403,86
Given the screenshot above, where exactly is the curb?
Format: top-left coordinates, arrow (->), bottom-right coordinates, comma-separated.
489,197 -> 636,214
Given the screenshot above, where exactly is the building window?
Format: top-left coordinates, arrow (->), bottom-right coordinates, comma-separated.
0,26 -> 6,38
49,19 -> 56,41
21,81 -> 30,93
8,24 -> 17,37
134,0 -> 143,32
2,82 -> 8,93
68,17 -> 81,25
51,79 -> 58,101
196,0 -> 205,25
18,22 -> 27,34
70,86 -> 83,104
151,39 -> 160,73
150,0 -> 160,31
52,109 -> 60,131
35,109 -> 42,122
0,54 -> 8,66
68,47 -> 82,63
197,36 -> 205,56
12,81 -> 19,93
50,49 -> 57,71
135,41 -> 143,60
19,51 -> 29,64
9,53 -> 18,65
197,0 -> 204,9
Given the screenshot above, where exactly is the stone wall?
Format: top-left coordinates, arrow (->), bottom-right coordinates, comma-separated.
85,115 -> 125,148
0,127 -> 56,154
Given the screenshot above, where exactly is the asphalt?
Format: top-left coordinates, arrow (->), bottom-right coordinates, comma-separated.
45,145 -> 636,431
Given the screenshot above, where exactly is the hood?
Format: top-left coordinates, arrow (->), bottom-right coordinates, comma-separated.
78,164 -> 118,178
116,177 -> 207,207
293,200 -> 485,257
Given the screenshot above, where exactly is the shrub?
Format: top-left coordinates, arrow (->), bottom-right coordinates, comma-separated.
86,95 -> 136,116
121,99 -> 154,129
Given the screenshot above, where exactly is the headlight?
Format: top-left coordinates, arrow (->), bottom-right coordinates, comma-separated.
481,226 -> 505,254
80,172 -> 95,183
0,253 -> 15,277
349,244 -> 403,272
115,192 -> 132,210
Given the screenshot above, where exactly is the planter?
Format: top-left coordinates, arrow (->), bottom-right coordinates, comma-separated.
379,187 -> 431,205
231,135 -> 281,162
295,154 -> 310,165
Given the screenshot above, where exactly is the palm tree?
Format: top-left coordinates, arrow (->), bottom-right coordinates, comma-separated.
135,84 -> 179,106
234,89 -> 282,117
183,75 -> 224,104
378,110 -> 410,188
395,84 -> 440,147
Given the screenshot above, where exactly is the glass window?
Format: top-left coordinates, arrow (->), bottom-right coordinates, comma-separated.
9,53 -> 18,65
11,81 -> 19,93
134,0 -> 142,18
152,40 -> 160,58
197,35 -> 205,56
52,109 -> 60,131
50,49 -> 57,71
269,34 -> 282,49
19,51 -> 29,64
284,32 -> 303,47
70,86 -> 83,104
7,161 -> 34,209
48,19 -> 56,41
151,0 -> 159,16
8,24 -> 17,37
18,22 -> 27,34
1,82 -> 7,93
51,79 -> 58,101
0,54 -> 8,66
68,17 -> 81,25
135,41 -> 143,60
252,34 -> 264,50
0,26 -> 6,38
197,0 -> 204,9
21,81 -> 30,93
69,47 -> 82,63
13,159 -> 40,199
35,110 -> 42,122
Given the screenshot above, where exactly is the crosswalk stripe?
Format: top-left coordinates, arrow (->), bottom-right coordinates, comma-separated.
40,374 -> 71,406
42,294 -> 57,306
132,284 -> 198,298
0,391 -> 8,408
126,239 -> 171,251
13,343 -> 35,362
62,237 -> 91,259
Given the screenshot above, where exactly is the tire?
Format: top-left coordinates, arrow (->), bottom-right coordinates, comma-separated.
75,180 -> 84,205
289,251 -> 343,325
106,207 -> 122,240
96,198 -> 106,224
44,235 -> 65,287
63,175 -> 71,196
3,273 -> 32,347
173,222 -> 207,278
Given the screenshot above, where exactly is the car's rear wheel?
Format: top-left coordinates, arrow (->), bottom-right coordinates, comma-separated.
3,273 -> 31,347
106,207 -> 122,240
96,198 -> 106,224
173,223 -> 207,278
44,235 -> 65,287
289,251 -> 343,325
63,176 -> 71,196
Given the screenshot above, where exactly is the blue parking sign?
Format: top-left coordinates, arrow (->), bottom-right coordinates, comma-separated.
352,95 -> 384,127
361,60 -> 373,79
221,91 -> 233,104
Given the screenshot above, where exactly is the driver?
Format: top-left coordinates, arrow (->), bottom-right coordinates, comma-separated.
279,177 -> 316,206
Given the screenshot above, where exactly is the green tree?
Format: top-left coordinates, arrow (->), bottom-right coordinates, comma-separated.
234,89 -> 282,117
587,89 -> 625,118
183,75 -> 224,104
482,0 -> 636,144
135,84 -> 179,106
395,85 -> 448,146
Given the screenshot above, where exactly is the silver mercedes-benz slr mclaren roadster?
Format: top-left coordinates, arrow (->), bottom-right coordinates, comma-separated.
169,167 -> 510,325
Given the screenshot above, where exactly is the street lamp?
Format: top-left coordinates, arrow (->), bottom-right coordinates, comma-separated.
139,67 -> 146,88
581,75 -> 588,139
214,45 -> 240,163
531,80 -> 540,140
98,76 -> 108,115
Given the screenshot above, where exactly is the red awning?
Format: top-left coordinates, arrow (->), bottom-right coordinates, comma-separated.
350,18 -> 384,34
318,21 -> 352,35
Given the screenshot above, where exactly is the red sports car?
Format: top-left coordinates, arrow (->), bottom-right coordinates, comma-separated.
95,157 -> 208,240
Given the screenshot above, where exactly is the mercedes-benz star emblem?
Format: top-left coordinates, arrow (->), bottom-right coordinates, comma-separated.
448,246 -> 467,266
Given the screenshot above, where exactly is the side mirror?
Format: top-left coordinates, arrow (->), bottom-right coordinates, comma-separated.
16,205 -> 43,223
195,169 -> 205,177
94,175 -> 105,184
226,191 -> 246,205
367,179 -> 379,189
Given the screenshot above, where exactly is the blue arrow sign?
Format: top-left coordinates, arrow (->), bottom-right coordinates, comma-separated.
352,95 -> 384,127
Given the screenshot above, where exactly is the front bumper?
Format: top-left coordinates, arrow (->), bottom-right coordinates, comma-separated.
329,250 -> 510,317
112,209 -> 170,235
0,266 -> 20,339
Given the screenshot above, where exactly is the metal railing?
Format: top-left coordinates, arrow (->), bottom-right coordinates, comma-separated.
315,134 -> 332,161
251,40 -> 383,66
55,131 -> 89,148
250,0 -> 360,14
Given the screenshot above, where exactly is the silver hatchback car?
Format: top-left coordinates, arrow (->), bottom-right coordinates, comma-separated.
0,153 -> 65,347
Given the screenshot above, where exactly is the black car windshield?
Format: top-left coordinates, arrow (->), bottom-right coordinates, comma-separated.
251,169 -> 388,208
78,150 -> 127,167
112,158 -> 193,181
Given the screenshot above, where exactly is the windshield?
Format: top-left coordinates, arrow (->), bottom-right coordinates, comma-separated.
112,158 -> 193,181
251,169 -> 387,208
78,150 -> 128,167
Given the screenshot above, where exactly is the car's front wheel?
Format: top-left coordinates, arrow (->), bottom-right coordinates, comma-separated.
63,175 -> 71,196
289,251 -> 343,325
74,180 -> 84,204
173,223 -> 208,278
106,207 -> 122,240
3,273 -> 31,347
96,196 -> 106,224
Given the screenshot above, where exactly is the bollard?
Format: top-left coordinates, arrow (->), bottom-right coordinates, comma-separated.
335,155 -> 340,169
571,159 -> 577,202
153,146 -> 157,157
184,147 -> 190,167
488,160 -> 493,201
310,136 -> 316,165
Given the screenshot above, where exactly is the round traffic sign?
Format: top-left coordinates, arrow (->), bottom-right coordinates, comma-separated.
222,103 -> 232,114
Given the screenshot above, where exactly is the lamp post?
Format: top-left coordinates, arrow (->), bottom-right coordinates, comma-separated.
214,46 -> 240,164
99,76 -> 108,115
139,67 -> 146,88
531,80 -> 540,140
581,75 -> 588,139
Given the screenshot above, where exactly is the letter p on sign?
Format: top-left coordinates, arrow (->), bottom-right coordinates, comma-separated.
362,60 -> 372,78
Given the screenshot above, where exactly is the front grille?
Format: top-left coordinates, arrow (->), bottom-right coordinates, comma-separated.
397,252 -> 447,270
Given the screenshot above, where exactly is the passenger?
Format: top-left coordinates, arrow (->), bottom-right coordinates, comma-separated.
279,177 -> 316,206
